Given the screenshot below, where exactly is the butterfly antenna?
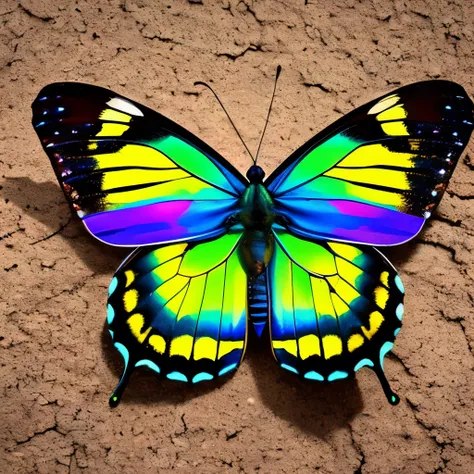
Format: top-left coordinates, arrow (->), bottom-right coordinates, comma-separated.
194,80 -> 255,163
254,65 -> 282,164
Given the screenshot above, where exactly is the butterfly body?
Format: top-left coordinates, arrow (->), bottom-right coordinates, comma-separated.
238,167 -> 275,279
32,80 -> 473,407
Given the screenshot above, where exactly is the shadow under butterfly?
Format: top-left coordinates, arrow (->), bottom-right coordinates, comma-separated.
31,67 -> 474,407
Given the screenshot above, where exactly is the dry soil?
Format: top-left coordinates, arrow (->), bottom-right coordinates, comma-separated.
1,1 -> 474,473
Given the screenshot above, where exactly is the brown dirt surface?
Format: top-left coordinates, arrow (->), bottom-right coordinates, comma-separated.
1,1 -> 474,473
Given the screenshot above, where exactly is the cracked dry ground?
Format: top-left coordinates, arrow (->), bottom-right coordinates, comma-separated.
1,1 -> 474,473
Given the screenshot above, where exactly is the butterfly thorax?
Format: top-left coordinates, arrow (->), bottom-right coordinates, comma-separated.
238,166 -> 275,277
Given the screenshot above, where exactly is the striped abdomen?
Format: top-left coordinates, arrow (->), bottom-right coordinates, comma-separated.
248,272 -> 268,337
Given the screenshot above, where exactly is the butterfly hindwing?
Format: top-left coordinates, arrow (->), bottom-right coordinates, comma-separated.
267,226 -> 404,404
107,226 -> 248,406
267,81 -> 474,246
32,83 -> 247,246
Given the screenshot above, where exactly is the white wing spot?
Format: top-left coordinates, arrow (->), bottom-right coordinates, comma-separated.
106,98 -> 144,117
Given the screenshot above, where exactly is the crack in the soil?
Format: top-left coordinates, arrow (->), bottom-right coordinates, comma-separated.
404,397 -> 456,474
180,413 -> 188,434
440,311 -> 473,354
30,216 -> 72,246
302,82 -> 331,93
349,424 -> 366,474
387,352 -> 416,377
143,35 -> 182,45
415,239 -> 457,263
448,190 -> 474,200
463,154 -> 474,170
237,0 -> 264,24
431,215 -> 462,227
12,423 -> 63,447
18,1 -> 53,21
216,43 -> 262,60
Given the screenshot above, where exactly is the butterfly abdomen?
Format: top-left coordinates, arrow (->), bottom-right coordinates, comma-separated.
248,272 -> 268,337
241,230 -> 273,337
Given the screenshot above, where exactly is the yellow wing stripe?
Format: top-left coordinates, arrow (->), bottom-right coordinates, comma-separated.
152,257 -> 182,283
374,286 -> 389,309
176,274 -> 206,322
335,257 -> 364,289
123,289 -> 139,313
317,177 -> 405,209
94,145 -> 177,170
99,108 -> 132,123
167,337 -> 245,361
165,285 -> 188,315
127,313 -> 151,344
152,243 -> 187,264
218,340 -> 245,359
322,335 -> 343,359
376,104 -> 408,122
124,270 -> 135,288
381,121 -> 409,136
362,311 -> 384,340
327,276 -> 360,309
348,333 -> 364,352
193,337 -> 218,361
328,242 -> 363,261
170,335 -> 194,359
380,271 -> 389,287
156,275 -> 189,302
95,123 -> 129,137
273,339 -> 298,357
324,167 -> 410,190
102,168 -> 189,191
105,177 -> 223,205
149,334 -> 166,354
311,278 -> 337,320
179,232 -> 242,277
330,292 -> 351,317
298,334 -> 321,359
338,144 -> 415,169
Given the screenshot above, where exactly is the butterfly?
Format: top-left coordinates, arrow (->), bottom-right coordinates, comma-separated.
32,75 -> 474,408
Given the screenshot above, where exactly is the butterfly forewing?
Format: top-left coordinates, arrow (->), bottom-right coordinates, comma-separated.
267,81 -> 474,246
32,82 -> 247,247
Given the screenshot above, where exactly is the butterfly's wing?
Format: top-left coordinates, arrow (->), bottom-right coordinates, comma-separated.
266,81 -> 474,246
32,83 -> 247,246
106,226 -> 247,406
267,226 -> 404,404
